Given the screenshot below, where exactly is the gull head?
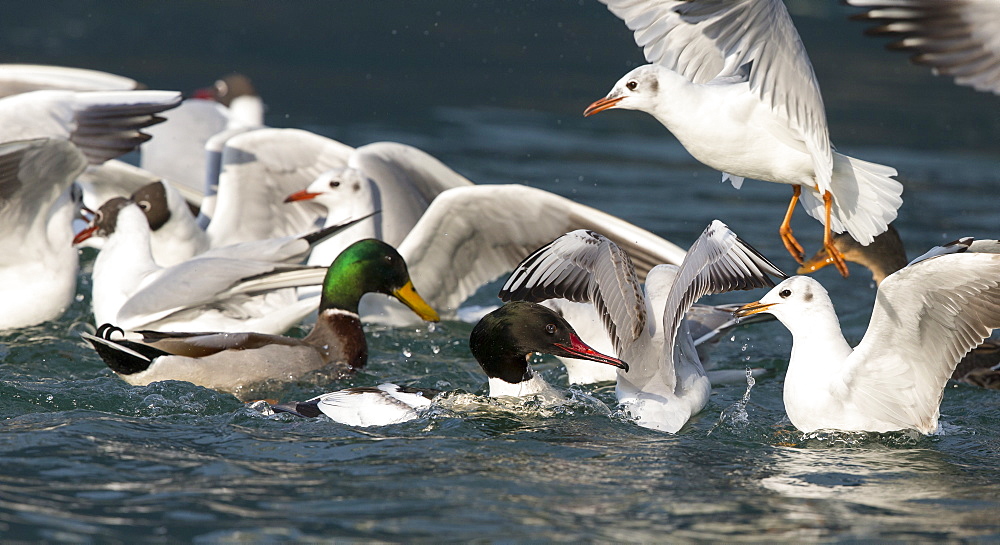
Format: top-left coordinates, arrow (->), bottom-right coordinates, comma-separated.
734,276 -> 832,326
285,167 -> 376,218
584,65 -> 662,117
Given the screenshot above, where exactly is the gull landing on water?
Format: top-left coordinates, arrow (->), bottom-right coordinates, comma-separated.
585,0 -> 903,277
736,249 -> 1000,434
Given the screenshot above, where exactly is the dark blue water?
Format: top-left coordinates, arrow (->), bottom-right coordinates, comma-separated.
2,2 -> 1000,542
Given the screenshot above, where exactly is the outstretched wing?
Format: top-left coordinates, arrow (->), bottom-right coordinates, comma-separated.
599,0 -> 832,188
846,0 -> 1000,95
660,220 -> 786,362
387,184 -> 685,323
847,252 -> 1000,432
500,229 -> 647,354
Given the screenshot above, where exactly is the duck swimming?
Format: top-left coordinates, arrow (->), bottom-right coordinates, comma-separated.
271,301 -> 628,426
82,239 -> 439,397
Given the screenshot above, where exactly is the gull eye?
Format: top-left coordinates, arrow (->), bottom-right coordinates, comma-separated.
779,289 -> 791,298
137,200 -> 150,212
626,80 -> 638,91
545,323 -> 556,334
329,181 -> 340,188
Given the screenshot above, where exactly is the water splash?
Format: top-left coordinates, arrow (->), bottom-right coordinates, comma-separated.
708,367 -> 756,435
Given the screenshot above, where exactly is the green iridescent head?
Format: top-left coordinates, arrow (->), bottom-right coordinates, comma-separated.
320,239 -> 439,321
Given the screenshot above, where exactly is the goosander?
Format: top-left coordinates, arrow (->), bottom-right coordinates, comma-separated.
270,301 -> 627,426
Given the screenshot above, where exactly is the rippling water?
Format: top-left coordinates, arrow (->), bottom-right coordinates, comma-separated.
3,2 -> 1000,542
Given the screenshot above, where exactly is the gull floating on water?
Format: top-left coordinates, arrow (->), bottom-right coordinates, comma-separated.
585,0 -> 903,276
736,246 -> 1000,433
270,301 -> 628,427
845,0 -> 1000,95
798,226 -> 1000,389
501,220 -> 786,432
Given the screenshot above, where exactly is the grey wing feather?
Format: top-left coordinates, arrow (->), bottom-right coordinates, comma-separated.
848,252 -> 1000,432
500,229 -> 646,354
660,220 -> 786,360
846,0 -> 1000,95
600,0 -> 832,186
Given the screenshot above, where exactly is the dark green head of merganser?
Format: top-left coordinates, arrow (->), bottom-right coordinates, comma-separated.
470,301 -> 628,384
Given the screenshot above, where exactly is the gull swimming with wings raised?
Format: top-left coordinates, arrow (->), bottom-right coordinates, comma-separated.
500,220 -> 786,432
584,0 -> 903,277
736,245 -> 1000,433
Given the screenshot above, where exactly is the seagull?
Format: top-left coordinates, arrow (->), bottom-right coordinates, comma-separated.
81,239 -> 440,398
74,198 -> 368,334
845,0 -> 1000,95
500,221 -> 786,432
284,140 -> 475,269
0,89 -> 181,329
270,301 -> 629,427
141,73 -> 266,202
798,225 -> 1000,389
203,128 -> 354,247
735,249 -> 1000,433
585,0 -> 903,277
0,139 -> 87,329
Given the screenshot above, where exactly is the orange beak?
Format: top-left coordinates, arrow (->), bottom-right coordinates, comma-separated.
733,301 -> 777,320
583,96 -> 624,117
284,190 -> 322,203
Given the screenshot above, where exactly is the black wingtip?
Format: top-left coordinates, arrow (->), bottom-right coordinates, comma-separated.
302,210 -> 379,245
272,400 -> 323,418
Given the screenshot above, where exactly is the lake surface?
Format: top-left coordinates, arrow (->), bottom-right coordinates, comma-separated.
2,2 -> 1000,542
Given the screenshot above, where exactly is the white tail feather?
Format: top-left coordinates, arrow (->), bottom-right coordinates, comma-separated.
800,153 -> 902,245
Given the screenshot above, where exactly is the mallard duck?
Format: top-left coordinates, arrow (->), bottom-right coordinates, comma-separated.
82,239 -> 439,396
270,301 -> 628,426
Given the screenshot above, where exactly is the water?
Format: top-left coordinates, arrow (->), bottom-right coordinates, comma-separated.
3,2 -> 1000,542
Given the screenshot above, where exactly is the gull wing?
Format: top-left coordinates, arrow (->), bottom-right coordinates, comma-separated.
0,138 -> 87,241
600,0 -> 832,187
115,258 -> 315,330
207,128 -> 354,246
847,252 -> 1000,432
660,220 -> 786,364
500,229 -> 647,355
398,184 -> 685,321
846,0 -> 1000,95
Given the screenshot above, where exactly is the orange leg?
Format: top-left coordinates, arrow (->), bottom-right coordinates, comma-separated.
779,186 -> 805,263
822,191 -> 850,277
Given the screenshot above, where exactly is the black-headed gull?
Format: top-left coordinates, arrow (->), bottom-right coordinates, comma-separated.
736,247 -> 1000,433
500,221 -> 786,432
74,198 -> 368,334
585,0 -> 903,277
0,139 -> 87,329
